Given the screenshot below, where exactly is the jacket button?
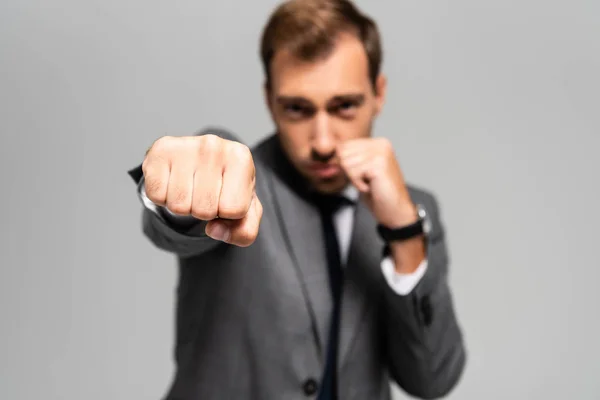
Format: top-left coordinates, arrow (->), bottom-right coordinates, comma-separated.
302,378 -> 319,396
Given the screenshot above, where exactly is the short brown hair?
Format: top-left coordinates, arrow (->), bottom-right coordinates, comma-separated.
260,0 -> 382,90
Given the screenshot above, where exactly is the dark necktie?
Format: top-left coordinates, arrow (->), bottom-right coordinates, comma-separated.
313,194 -> 353,400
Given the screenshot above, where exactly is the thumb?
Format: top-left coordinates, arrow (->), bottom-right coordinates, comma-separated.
206,193 -> 263,247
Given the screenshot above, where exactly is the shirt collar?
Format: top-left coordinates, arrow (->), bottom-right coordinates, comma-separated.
341,185 -> 360,203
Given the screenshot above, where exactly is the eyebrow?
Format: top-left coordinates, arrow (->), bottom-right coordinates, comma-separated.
328,94 -> 365,104
276,93 -> 366,106
276,96 -> 313,106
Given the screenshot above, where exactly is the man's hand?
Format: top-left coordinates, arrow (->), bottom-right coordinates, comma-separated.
142,134 -> 263,247
338,137 -> 425,273
338,137 -> 417,227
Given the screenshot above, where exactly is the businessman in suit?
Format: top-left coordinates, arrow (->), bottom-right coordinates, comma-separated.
128,0 -> 466,399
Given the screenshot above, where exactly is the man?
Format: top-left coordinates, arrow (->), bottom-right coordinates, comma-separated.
128,0 -> 466,399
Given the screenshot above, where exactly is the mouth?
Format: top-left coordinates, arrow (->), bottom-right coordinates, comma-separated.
307,163 -> 342,179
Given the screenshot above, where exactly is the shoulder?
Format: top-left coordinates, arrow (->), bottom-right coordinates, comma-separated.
406,184 -> 440,212
249,133 -> 277,162
406,183 -> 447,241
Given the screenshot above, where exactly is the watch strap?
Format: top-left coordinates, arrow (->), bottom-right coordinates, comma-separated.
376,219 -> 424,243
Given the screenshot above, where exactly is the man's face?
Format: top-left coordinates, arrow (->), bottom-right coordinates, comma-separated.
265,33 -> 386,194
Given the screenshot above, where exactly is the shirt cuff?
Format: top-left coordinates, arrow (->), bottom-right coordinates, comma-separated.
380,256 -> 428,296
139,180 -> 160,214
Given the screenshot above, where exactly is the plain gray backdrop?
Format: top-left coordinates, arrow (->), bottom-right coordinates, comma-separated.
1,0 -> 599,399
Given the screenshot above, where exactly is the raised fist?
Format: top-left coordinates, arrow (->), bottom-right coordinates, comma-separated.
142,134 -> 262,247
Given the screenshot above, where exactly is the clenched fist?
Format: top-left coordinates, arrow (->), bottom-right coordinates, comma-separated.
142,134 -> 263,247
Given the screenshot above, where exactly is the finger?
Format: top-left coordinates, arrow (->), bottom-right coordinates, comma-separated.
190,149 -> 223,221
166,161 -> 194,215
339,153 -> 370,192
349,176 -> 370,193
339,152 -> 368,170
206,193 -> 263,247
343,163 -> 370,193
218,144 -> 255,220
142,155 -> 170,206
338,139 -> 370,158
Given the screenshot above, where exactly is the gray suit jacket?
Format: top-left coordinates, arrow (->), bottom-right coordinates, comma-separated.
128,127 -> 466,400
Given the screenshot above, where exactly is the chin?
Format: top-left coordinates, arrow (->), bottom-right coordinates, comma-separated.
311,176 -> 348,194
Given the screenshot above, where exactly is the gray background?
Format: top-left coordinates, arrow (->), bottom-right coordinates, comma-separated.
1,0 -> 598,399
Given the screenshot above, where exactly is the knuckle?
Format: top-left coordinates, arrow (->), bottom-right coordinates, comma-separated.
144,177 -> 165,199
167,202 -> 189,215
235,226 -> 258,247
172,186 -> 190,203
199,134 -> 223,153
234,144 -> 255,171
167,188 -> 191,213
218,202 -> 247,220
150,135 -> 174,154
191,208 -> 218,220
191,196 -> 219,220
229,141 -> 252,160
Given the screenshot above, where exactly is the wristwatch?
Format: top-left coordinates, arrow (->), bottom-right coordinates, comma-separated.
376,204 -> 432,243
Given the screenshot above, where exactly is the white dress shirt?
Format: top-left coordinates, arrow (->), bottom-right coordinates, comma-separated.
140,183 -> 428,296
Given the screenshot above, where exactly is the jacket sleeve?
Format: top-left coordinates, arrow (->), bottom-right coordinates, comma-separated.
127,126 -> 242,258
381,190 -> 467,399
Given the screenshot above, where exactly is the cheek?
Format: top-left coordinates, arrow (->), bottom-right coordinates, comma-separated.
357,107 -> 376,137
336,112 -> 373,141
278,126 -> 312,159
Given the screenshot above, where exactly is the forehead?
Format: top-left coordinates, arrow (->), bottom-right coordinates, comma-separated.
270,34 -> 371,99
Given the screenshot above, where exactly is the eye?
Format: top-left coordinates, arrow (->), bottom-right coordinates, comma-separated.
331,101 -> 358,118
339,101 -> 355,110
283,104 -> 312,120
285,104 -> 303,113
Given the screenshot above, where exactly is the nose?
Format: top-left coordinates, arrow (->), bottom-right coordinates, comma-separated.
311,113 -> 336,157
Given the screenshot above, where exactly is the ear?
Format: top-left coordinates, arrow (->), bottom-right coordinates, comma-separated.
373,74 -> 387,116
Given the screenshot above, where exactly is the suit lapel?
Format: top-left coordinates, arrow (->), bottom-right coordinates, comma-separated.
257,134 -> 384,367
261,136 -> 333,359
268,175 -> 333,357
338,201 -> 384,368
